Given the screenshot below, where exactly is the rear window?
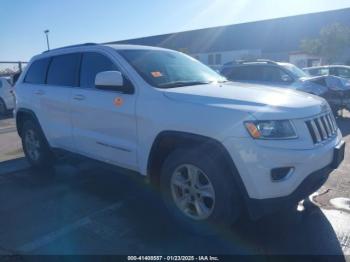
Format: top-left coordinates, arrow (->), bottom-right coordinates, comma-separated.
47,53 -> 81,86
24,58 -> 51,84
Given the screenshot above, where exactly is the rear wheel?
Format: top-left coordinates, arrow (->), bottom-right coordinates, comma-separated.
22,119 -> 54,169
160,148 -> 241,235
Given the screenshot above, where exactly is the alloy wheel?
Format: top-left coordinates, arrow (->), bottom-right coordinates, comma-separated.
170,164 -> 215,220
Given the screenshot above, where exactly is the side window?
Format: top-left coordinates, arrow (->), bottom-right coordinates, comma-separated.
0,80 -> 2,88
80,52 -> 118,89
335,68 -> 350,78
47,53 -> 80,86
261,66 -> 287,82
311,78 -> 327,87
319,68 -> 329,76
225,66 -> 256,81
308,69 -> 319,76
24,58 -> 50,84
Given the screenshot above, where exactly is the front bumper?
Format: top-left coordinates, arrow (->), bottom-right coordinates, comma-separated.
247,164 -> 332,219
222,133 -> 344,219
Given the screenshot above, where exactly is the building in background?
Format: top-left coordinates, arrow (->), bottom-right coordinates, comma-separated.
108,8 -> 350,69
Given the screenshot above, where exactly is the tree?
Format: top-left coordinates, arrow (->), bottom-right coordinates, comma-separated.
300,23 -> 350,63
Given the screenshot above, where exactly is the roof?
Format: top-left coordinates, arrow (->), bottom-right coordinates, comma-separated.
107,8 -> 350,54
105,44 -> 170,51
33,43 -> 170,61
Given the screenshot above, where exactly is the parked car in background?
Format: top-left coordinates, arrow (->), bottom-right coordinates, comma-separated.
0,77 -> 15,115
303,65 -> 350,79
220,60 -> 350,115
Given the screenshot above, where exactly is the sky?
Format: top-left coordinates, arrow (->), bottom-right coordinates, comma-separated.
1,0 -> 350,61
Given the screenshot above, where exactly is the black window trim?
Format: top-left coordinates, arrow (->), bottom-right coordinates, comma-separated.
24,57 -> 52,85
46,53 -> 82,87
44,57 -> 53,85
78,51 -> 135,94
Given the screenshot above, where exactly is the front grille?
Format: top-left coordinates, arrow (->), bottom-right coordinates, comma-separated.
305,113 -> 338,144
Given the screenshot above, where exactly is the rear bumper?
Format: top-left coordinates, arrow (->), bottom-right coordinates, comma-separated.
246,165 -> 332,219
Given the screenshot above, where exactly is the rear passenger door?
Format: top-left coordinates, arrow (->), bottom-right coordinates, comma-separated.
40,53 -> 80,150
70,52 -> 138,170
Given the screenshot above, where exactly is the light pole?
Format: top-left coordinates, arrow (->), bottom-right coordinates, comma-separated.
44,30 -> 50,51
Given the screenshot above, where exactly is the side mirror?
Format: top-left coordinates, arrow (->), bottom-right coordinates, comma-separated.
95,71 -> 134,94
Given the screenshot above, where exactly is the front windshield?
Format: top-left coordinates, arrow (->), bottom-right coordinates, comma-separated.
280,63 -> 309,79
118,49 -> 226,88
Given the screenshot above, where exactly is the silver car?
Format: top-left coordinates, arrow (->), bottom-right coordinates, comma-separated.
220,60 -> 350,115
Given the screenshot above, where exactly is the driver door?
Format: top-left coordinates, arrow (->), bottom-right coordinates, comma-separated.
70,51 -> 138,170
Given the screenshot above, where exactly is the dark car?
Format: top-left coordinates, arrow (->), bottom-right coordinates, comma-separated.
220,60 -> 350,115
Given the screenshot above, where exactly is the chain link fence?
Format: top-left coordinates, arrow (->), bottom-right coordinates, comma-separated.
0,61 -> 28,84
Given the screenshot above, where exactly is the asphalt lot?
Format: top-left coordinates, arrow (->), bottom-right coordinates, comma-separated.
0,113 -> 349,257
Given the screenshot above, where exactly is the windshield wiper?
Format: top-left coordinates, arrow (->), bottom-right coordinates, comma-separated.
158,81 -> 212,88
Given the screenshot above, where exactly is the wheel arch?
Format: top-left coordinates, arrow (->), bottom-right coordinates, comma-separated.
147,131 -> 249,199
16,108 -> 43,138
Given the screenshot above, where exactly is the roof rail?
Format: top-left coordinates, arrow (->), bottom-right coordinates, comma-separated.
237,59 -> 279,65
42,43 -> 98,53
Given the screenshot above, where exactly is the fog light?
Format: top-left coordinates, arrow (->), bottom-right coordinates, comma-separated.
271,167 -> 294,182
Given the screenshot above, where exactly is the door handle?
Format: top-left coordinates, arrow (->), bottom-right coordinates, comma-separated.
73,94 -> 86,101
35,90 -> 45,95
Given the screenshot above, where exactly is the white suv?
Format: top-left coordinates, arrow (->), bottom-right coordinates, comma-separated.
15,44 -> 345,231
0,77 -> 15,115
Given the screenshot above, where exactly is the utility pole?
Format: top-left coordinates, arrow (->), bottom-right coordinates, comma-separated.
44,30 -> 50,51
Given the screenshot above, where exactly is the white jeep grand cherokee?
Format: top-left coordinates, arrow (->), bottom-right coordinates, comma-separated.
15,44 -> 345,231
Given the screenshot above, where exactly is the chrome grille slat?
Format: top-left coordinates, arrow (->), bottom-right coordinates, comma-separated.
305,112 -> 338,145
326,114 -> 334,134
330,114 -> 338,133
310,120 -> 321,143
322,116 -> 331,137
317,118 -> 327,139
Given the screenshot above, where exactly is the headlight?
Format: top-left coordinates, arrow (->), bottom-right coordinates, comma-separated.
245,120 -> 297,140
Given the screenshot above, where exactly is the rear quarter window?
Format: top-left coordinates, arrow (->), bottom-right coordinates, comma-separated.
24,58 -> 51,84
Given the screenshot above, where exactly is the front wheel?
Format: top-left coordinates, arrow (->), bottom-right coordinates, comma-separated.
160,148 -> 241,235
21,119 -> 54,169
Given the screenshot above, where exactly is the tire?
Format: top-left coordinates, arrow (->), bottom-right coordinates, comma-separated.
21,119 -> 54,169
0,99 -> 6,115
160,147 -> 241,235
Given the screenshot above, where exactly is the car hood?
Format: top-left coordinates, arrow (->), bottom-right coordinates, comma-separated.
162,82 -> 327,119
